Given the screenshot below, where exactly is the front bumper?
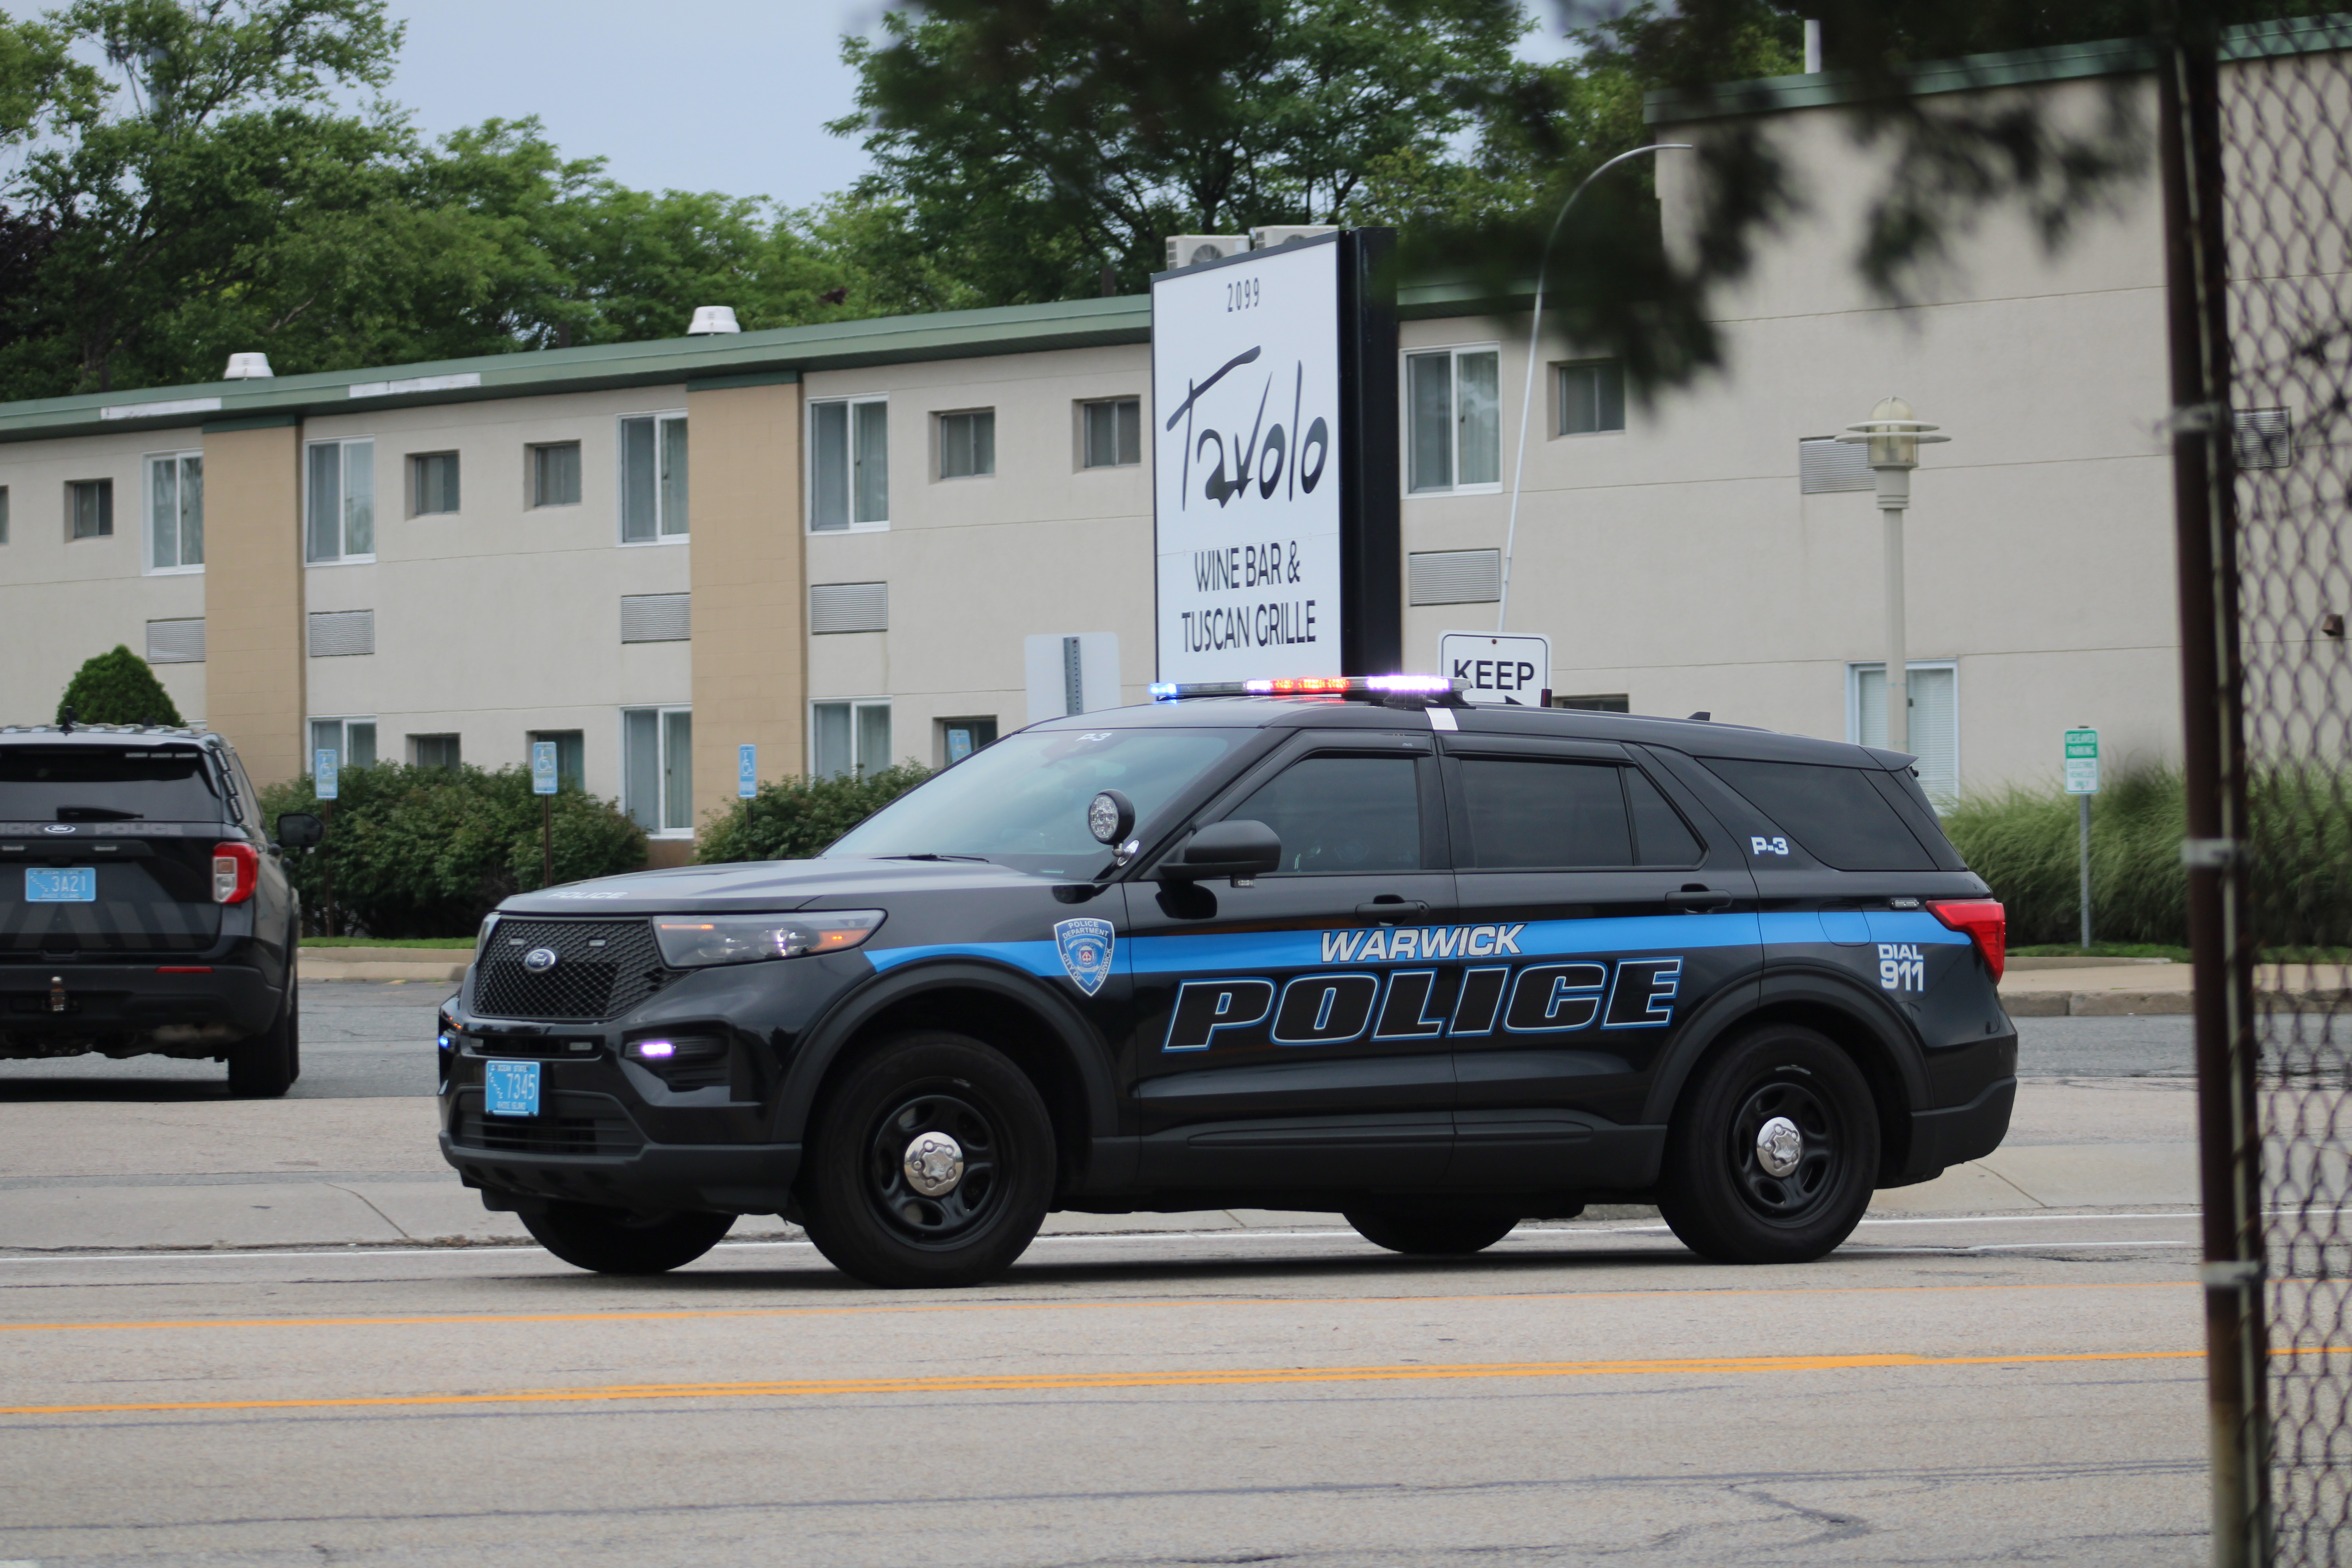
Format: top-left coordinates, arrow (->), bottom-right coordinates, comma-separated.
0,960 -> 281,1057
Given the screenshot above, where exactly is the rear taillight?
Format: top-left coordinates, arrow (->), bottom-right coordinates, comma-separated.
212,842 -> 258,904
1927,898 -> 2005,982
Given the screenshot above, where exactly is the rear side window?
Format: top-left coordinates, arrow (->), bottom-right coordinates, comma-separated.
1700,757 -> 1936,871
1455,759 -> 1704,869
1228,755 -> 1423,874
0,746 -> 223,822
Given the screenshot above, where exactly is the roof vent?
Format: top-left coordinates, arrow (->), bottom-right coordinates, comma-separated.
1249,224 -> 1338,250
223,352 -> 273,379
1162,235 -> 1250,271
686,306 -> 741,336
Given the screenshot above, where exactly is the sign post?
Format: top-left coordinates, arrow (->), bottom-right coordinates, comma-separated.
1151,229 -> 1398,683
312,748 -> 339,938
531,741 -> 559,889
1439,631 -> 1552,707
2064,727 -> 2100,949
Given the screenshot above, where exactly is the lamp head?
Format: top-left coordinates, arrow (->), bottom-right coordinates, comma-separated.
1837,393 -> 1948,470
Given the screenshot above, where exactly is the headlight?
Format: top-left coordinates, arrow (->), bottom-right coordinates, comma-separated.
652,911 -> 885,968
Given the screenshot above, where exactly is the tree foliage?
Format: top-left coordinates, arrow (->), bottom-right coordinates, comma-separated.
696,764 -> 935,865
56,644 -> 182,726
259,762 -> 647,937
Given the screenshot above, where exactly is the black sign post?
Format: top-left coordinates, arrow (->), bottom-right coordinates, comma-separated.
1335,227 -> 1401,676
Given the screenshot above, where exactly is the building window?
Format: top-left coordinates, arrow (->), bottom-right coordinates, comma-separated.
410,452 -> 459,516
146,452 -> 203,570
1553,693 -> 1630,713
938,409 -> 995,480
0,485 -> 9,544
308,717 -> 378,772
528,730 -> 585,792
67,479 -> 113,540
1849,661 -> 1958,809
410,734 -> 461,769
622,706 -> 693,835
1405,347 -> 1500,493
306,439 -> 375,563
810,397 -> 888,531
1082,397 -> 1142,469
940,716 -> 998,765
1555,359 -> 1626,436
531,442 -> 581,507
619,413 -> 688,543
813,700 -> 891,779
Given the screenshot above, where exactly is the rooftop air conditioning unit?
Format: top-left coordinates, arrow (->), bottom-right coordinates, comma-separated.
686,305 -> 741,336
222,352 -> 274,379
1163,234 -> 1250,271
1249,224 -> 1339,250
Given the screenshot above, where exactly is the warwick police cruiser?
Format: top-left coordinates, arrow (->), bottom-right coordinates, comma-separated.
437,675 -> 2016,1287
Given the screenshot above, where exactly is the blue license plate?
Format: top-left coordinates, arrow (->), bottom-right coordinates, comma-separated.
484,1059 -> 542,1118
25,867 -> 95,903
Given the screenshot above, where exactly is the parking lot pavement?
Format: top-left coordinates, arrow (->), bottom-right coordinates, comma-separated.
0,1219 -> 2209,1566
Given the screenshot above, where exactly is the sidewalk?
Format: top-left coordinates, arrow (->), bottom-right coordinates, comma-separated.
1997,956 -> 2350,1016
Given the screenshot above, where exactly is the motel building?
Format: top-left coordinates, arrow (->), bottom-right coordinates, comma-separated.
4,27 -> 2318,860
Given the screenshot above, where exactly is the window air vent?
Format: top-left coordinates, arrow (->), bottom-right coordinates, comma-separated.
1799,436 -> 1874,495
307,609 -> 375,658
810,581 -> 889,635
620,593 -> 691,643
146,618 -> 205,664
1408,549 -> 1501,606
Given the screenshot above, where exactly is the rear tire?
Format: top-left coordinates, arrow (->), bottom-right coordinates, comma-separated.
227,978 -> 298,1099
1656,1024 -> 1878,1265
798,1031 -> 1054,1289
522,1202 -> 735,1274
1344,1208 -> 1520,1256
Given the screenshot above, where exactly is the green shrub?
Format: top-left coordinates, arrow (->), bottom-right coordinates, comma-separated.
260,763 -> 648,938
56,645 -> 181,726
1942,763 -> 2352,949
696,763 -> 933,864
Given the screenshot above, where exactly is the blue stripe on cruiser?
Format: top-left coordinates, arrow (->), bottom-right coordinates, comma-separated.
1757,910 -> 1972,947
866,941 -> 1076,978
1129,911 -> 1763,976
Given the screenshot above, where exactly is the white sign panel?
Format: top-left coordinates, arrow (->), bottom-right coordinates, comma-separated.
1152,239 -> 1342,682
1439,631 -> 1551,707
2064,728 -> 2100,794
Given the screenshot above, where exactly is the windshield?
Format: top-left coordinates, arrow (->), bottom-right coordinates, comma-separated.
0,746 -> 223,822
827,727 -> 1251,875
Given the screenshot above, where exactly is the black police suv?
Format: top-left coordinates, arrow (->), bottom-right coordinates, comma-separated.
439,678 -> 2016,1288
0,724 -> 321,1096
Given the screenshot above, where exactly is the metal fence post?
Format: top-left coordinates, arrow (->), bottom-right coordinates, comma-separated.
2158,17 -> 2273,1566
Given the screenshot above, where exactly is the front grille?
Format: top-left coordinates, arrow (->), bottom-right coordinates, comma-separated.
473,918 -> 670,1022
450,1091 -> 645,1156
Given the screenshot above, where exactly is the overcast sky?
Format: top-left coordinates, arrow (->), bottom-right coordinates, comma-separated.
379,0 -> 888,209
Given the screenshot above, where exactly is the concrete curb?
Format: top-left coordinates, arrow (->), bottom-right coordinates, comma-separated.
2003,988 -> 2347,1017
303,959 -> 467,982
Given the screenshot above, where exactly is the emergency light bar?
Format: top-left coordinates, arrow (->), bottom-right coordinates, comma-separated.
1148,674 -> 1465,701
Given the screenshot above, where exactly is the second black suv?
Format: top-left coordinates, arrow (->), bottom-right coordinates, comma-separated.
439,679 -> 2016,1287
0,724 -> 319,1096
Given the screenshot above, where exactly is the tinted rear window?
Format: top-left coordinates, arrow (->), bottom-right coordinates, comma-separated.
1458,759 -> 1630,868
0,746 -> 222,822
1699,757 -> 1935,871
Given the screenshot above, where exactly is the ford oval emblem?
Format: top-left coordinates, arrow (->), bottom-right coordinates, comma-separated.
522,947 -> 560,974
42,824 -> 74,835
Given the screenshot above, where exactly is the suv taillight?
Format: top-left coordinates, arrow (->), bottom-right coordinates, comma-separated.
212,842 -> 258,904
1927,898 -> 2005,982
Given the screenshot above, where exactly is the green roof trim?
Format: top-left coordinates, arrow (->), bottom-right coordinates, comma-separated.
684,368 -> 803,394
198,413 -> 301,434
1646,13 -> 2352,125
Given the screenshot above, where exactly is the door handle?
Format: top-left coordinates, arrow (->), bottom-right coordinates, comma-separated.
1357,899 -> 1431,919
1666,888 -> 1734,911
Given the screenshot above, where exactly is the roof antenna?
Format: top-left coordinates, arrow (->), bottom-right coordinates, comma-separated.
59,706 -> 74,734
1687,711 -> 1711,722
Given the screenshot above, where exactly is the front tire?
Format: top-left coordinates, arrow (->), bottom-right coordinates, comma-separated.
798,1032 -> 1055,1289
521,1202 -> 734,1274
1344,1208 -> 1520,1256
1657,1024 -> 1878,1264
227,978 -> 298,1099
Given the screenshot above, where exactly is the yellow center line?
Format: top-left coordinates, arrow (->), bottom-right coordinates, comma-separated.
0,1279 -> 2191,1336
0,1348 -> 2219,1418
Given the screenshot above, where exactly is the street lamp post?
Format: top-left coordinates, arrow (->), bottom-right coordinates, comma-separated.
1838,397 -> 1948,753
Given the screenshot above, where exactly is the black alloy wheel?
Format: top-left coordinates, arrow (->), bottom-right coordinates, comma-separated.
1343,1208 -> 1521,1257
1657,1024 -> 1879,1265
799,1032 -> 1054,1289
522,1201 -> 735,1274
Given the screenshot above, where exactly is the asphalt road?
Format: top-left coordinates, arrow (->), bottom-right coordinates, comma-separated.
0,984 -> 2197,1102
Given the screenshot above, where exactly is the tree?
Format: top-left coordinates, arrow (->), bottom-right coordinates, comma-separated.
56,645 -> 182,726
829,0 -> 1530,302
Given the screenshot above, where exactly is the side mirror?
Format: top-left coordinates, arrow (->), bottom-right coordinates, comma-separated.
276,812 -> 324,849
1156,818 -> 1281,883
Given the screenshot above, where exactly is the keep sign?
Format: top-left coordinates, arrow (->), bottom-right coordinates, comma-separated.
2064,728 -> 2100,794
1439,631 -> 1552,707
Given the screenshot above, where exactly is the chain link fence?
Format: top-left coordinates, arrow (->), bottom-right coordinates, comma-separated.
2209,18 -> 2352,1563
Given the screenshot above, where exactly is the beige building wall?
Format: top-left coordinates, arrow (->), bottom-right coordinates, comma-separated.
686,376 -> 807,831
201,422 -> 307,782
0,426 -> 212,730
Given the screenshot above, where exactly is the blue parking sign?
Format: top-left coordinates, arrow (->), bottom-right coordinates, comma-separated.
738,743 -> 757,798
532,740 -> 559,796
314,749 -> 339,801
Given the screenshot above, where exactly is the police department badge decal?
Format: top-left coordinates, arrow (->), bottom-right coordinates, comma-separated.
1054,918 -> 1114,996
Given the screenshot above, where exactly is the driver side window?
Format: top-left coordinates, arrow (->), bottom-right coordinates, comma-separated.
1225,754 -> 1422,874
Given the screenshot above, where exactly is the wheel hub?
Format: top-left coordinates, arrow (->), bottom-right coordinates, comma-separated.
902,1131 -> 966,1196
1754,1115 -> 1804,1178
